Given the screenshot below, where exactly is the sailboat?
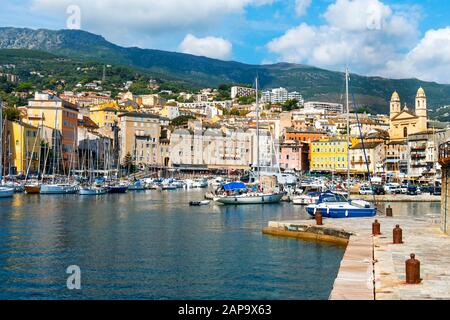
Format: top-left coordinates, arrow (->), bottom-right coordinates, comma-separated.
215,77 -> 285,205
40,107 -> 78,195
79,134 -> 107,196
305,68 -> 376,218
0,99 -> 14,198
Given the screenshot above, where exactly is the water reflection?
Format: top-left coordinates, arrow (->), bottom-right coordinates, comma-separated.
0,191 -> 439,300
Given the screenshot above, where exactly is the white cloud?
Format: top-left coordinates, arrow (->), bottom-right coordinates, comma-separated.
179,34 -> 232,60
295,0 -> 312,16
267,0 -> 427,80
383,27 -> 450,83
32,0 -> 274,32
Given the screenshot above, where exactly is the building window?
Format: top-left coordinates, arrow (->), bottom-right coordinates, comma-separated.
403,127 -> 408,138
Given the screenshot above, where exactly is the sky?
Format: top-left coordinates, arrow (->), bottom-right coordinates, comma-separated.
1,0 -> 450,83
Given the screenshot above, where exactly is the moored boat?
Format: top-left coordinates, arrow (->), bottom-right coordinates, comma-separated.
215,192 -> 285,205
0,187 -> 14,198
305,192 -> 376,218
79,186 -> 107,195
25,184 -> 41,194
40,184 -> 78,194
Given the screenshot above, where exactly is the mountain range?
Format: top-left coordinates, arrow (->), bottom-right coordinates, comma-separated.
1,26 -> 450,115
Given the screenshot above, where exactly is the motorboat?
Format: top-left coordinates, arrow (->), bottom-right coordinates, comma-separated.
0,186 -> 14,198
161,183 -> 177,190
305,192 -> 376,218
128,180 -> 146,191
40,184 -> 79,194
292,192 -> 321,205
215,192 -> 285,205
106,185 -> 128,194
193,179 -> 208,188
79,186 -> 107,195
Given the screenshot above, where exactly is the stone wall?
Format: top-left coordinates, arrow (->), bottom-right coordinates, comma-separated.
442,166 -> 450,234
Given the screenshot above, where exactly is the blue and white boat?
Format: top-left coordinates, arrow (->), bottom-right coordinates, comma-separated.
305,192 -> 376,218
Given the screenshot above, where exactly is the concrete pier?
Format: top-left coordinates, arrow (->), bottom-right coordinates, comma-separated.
263,215 -> 450,300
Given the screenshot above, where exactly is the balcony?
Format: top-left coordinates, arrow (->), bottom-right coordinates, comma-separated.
439,142 -> 450,165
351,161 -> 371,166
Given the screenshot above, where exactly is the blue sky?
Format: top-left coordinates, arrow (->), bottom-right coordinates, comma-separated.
1,0 -> 450,83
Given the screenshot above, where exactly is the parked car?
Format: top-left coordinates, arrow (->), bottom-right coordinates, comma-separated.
372,185 -> 386,195
400,185 -> 408,194
430,187 -> 441,196
407,185 -> 418,196
384,183 -> 402,194
359,185 -> 374,195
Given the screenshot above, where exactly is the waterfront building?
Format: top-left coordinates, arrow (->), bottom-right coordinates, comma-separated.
279,140 -> 309,172
439,142 -> 450,234
349,141 -> 385,175
23,92 -> 79,169
170,125 -> 253,172
389,88 -> 428,142
118,112 -> 163,168
231,86 -> 256,99
310,137 -> 359,173
384,141 -> 408,178
4,120 -> 40,175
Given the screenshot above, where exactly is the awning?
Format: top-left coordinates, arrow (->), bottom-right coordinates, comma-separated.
223,182 -> 247,191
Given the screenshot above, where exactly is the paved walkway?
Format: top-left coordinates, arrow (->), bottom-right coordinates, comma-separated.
267,215 -> 450,300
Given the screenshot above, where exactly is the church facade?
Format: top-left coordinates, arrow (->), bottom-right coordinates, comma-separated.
389,87 -> 428,142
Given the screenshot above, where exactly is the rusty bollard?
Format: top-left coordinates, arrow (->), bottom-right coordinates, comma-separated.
393,225 -> 403,244
372,219 -> 381,236
406,254 -> 421,284
315,210 -> 323,226
386,205 -> 393,217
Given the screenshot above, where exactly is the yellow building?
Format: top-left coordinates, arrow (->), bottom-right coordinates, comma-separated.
89,101 -> 133,129
389,88 -> 428,142
310,136 -> 360,173
6,121 -> 40,175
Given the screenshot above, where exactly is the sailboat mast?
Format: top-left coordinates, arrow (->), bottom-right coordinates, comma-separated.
256,77 -> 260,178
346,67 -> 351,193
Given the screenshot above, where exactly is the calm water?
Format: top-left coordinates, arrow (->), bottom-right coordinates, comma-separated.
0,190 -> 440,300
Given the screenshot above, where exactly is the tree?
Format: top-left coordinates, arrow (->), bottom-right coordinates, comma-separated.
171,115 -> 196,127
2,106 -> 21,121
282,99 -> 299,111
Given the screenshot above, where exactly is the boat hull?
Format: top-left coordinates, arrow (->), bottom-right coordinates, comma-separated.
216,193 -> 285,205
106,186 -> 128,194
0,187 -> 14,198
79,188 -> 107,195
25,185 -> 41,194
306,206 -> 376,218
40,185 -> 78,194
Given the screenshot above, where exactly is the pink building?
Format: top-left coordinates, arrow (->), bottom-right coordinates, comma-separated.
279,140 -> 309,172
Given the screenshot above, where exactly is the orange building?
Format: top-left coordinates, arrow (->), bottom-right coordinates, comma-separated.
285,128 -> 327,144
23,92 -> 79,171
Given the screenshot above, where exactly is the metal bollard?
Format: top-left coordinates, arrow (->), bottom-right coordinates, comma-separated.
372,219 -> 381,236
315,211 -> 323,226
405,254 -> 421,284
393,225 -> 403,244
386,205 -> 393,217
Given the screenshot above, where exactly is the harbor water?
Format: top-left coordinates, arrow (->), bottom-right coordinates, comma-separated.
0,190 -> 440,300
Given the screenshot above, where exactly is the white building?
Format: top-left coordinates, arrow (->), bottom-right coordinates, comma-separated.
262,87 -> 304,105
304,101 -> 344,114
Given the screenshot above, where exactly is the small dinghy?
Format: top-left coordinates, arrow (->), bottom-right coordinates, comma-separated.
189,200 -> 210,206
